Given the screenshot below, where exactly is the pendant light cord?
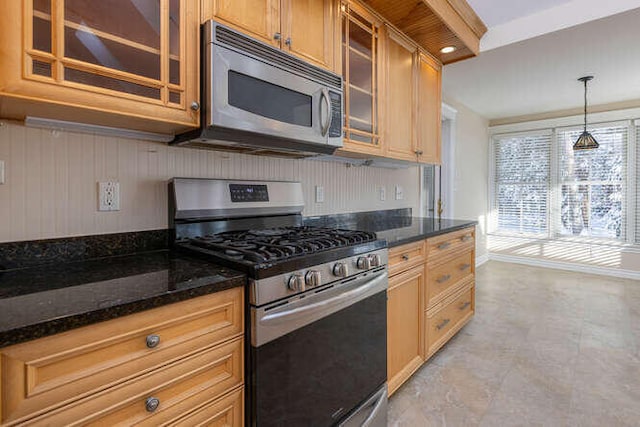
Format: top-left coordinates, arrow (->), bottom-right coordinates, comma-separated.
583,78 -> 588,132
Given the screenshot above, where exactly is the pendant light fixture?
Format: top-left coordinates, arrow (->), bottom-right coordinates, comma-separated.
573,75 -> 599,150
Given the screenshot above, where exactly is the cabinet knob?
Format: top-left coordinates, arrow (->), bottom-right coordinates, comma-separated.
285,37 -> 292,46
145,397 -> 160,412
436,274 -> 451,284
190,101 -> 200,111
401,254 -> 409,261
274,32 -> 281,41
146,334 -> 160,348
436,318 -> 450,330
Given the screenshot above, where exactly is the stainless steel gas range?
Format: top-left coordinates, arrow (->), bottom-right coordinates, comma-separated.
169,178 -> 388,427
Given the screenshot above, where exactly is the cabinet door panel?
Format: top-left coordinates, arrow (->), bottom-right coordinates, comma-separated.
387,265 -> 424,396
0,0 -> 199,133
204,0 -> 281,47
417,52 -> 442,164
282,0 -> 337,71
340,2 -> 382,155
385,28 -> 416,162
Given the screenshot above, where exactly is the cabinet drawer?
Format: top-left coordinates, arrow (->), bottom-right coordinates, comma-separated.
388,241 -> 426,276
23,337 -> 244,426
0,288 -> 243,425
172,387 -> 244,427
426,284 -> 474,356
425,227 -> 474,261
426,250 -> 474,309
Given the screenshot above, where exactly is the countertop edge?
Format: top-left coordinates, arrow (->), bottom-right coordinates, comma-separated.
384,221 -> 478,248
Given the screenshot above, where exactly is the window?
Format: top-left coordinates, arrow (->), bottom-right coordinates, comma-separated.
492,132 -> 551,235
557,125 -> 627,240
491,120 -> 636,244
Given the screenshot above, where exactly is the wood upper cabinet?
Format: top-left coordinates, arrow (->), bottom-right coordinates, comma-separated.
282,0 -> 339,71
338,0 -> 384,156
202,0 -> 281,46
384,26 -> 417,162
202,0 -> 340,72
387,263 -> 424,396
0,0 -> 200,134
416,51 -> 442,164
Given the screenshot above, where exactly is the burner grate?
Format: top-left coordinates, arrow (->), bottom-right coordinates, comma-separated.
186,226 -> 377,263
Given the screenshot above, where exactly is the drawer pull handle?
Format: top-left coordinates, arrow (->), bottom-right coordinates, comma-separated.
460,235 -> 472,242
146,334 -> 160,349
459,301 -> 471,311
436,274 -> 451,283
437,242 -> 450,250
402,254 -> 409,261
145,397 -> 160,412
436,318 -> 450,330
459,263 -> 471,271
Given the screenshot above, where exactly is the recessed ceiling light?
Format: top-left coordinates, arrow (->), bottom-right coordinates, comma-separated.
440,46 -> 456,54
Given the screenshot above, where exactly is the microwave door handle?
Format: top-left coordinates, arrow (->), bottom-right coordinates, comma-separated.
320,88 -> 332,137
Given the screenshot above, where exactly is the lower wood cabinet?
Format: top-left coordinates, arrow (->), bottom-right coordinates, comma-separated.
387,226 -> 476,396
0,287 -> 244,426
387,264 -> 424,395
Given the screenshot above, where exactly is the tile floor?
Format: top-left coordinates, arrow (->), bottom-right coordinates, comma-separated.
388,261 -> 640,426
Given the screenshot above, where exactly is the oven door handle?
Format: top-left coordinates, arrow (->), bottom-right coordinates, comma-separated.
260,271 -> 387,326
253,270 -> 387,346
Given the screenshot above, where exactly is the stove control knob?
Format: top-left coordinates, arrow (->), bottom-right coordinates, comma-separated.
287,274 -> 305,292
305,270 -> 321,287
356,256 -> 371,270
332,262 -> 348,277
368,253 -> 382,267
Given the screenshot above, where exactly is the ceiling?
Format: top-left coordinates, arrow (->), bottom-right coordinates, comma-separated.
466,0 -> 640,51
442,6 -> 640,121
466,0 -> 572,27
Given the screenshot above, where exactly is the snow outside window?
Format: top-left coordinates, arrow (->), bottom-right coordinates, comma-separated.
492,132 -> 551,235
557,125 -> 628,241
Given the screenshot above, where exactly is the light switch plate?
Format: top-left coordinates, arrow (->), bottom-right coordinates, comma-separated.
395,185 -> 403,200
315,185 -> 324,203
0,160 -> 4,184
98,181 -> 120,211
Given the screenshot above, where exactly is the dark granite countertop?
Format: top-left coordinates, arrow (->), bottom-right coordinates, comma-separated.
0,251 -> 245,347
361,217 -> 477,247
305,211 -> 477,248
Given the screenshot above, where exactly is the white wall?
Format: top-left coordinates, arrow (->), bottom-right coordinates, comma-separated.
445,98 -> 490,259
0,121 -> 419,243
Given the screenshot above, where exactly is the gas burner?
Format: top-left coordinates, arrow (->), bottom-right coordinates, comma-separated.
183,226 -> 377,264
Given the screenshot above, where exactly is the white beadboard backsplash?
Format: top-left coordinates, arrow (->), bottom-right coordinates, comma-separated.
0,121 -> 419,243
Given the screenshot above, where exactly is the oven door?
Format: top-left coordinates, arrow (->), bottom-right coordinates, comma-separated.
209,43 -> 338,146
249,269 -> 387,427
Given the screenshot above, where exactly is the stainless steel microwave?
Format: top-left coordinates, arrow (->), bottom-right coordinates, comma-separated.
172,20 -> 343,157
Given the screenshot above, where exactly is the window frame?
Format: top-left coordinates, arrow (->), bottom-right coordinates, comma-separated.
489,129 -> 552,237
490,119 -> 639,246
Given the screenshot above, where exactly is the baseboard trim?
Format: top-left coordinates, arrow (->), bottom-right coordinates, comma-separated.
476,253 -> 489,267
488,253 -> 640,280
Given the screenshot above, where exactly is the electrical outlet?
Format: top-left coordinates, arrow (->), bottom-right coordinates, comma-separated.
98,181 -> 120,211
379,186 -> 386,201
0,160 -> 4,184
395,185 -> 404,200
315,186 -> 325,203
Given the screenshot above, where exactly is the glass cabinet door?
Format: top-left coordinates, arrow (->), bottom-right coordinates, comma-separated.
341,2 -> 380,150
28,0 -> 187,109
